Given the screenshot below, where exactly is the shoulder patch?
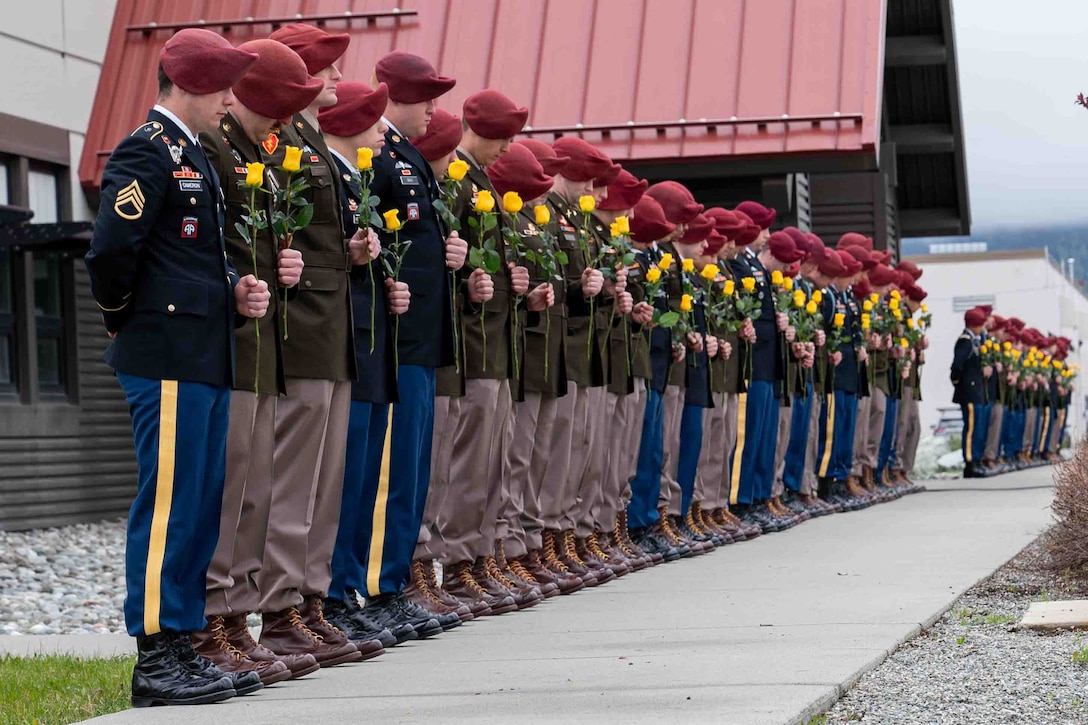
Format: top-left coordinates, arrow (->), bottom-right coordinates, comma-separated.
130,121 -> 164,141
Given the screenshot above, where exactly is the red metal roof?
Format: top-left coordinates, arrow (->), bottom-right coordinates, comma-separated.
80,0 -> 886,192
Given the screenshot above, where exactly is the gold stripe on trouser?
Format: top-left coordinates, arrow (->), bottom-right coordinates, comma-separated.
728,393 -> 748,505
1038,407 -> 1050,454
818,393 -> 836,478
964,403 -> 975,462
144,380 -> 179,636
366,406 -> 395,597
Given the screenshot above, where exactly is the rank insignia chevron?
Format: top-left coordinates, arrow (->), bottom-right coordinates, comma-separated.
114,180 -> 145,220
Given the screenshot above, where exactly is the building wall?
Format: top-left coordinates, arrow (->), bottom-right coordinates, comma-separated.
0,0 -> 126,530
908,250 -> 1087,443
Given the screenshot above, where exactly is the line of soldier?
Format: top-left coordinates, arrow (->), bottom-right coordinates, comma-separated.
953,307 -> 1075,478
86,26 -> 985,708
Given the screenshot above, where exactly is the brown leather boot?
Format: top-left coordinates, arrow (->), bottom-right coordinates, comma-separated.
845,476 -> 873,505
556,530 -> 599,586
223,613 -> 319,680
507,556 -> 559,598
601,529 -> 645,572
494,541 -> 549,602
710,508 -> 746,540
574,534 -> 618,582
666,509 -> 711,555
539,537 -> 588,594
693,502 -> 730,543
443,560 -> 513,615
259,606 -> 362,668
616,511 -> 657,566
593,531 -> 632,576
478,556 -> 540,609
300,595 -> 383,661
521,549 -> 578,593
193,615 -> 291,685
406,562 -> 468,620
416,559 -> 474,621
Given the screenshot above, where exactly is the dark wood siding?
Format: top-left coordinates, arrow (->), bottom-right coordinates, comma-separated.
810,170 -> 901,255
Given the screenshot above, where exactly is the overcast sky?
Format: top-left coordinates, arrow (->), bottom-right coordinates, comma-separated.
954,0 -> 1088,228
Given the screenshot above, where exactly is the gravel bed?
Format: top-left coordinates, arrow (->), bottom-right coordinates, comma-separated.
825,536 -> 1088,725
0,519 -> 127,635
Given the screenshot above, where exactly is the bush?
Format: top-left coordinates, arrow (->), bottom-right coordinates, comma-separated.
1042,439 -> 1088,579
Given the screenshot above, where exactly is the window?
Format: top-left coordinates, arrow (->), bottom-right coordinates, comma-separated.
34,253 -> 65,397
28,169 -> 59,224
0,161 -> 13,398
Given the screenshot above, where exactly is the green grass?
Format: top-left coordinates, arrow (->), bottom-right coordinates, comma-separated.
1073,645 -> 1088,665
956,635 -> 968,645
985,614 -> 1016,626
954,609 -> 1015,627
0,654 -> 133,725
805,716 -> 828,725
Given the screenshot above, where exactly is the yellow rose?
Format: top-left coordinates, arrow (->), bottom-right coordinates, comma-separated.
893,308 -> 902,320
282,145 -> 303,173
771,270 -> 784,286
474,189 -> 496,213
502,191 -> 523,214
612,216 -> 630,236
862,300 -> 873,312
900,337 -> 909,349
1054,360 -> 1063,369
921,303 -> 928,313
833,313 -> 845,328
811,289 -> 823,304
659,253 -> 674,270
783,276 -> 794,291
860,313 -> 871,330
888,298 -> 900,311
382,209 -> 402,231
534,205 -> 551,226
645,267 -> 662,284
682,258 -> 695,273
906,317 -> 915,328
741,276 -> 756,293
244,162 -> 265,188
447,159 -> 469,181
680,294 -> 693,312
356,147 -> 374,170
805,300 -> 818,315
792,290 -> 806,306
890,289 -> 901,299
579,195 -> 596,213
869,293 -> 879,304
724,279 -> 735,296
701,263 -> 720,280
1003,341 -> 1012,351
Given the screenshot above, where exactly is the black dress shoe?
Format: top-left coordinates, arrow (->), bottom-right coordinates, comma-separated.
327,592 -> 415,645
402,594 -> 462,632
632,527 -> 682,563
363,593 -> 443,640
131,633 -> 237,707
172,632 -> 263,696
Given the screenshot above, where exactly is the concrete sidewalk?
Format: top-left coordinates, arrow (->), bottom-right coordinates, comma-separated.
62,465 -> 1055,724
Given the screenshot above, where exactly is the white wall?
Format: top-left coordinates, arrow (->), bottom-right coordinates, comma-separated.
0,0 -> 117,221
910,251 -> 1087,442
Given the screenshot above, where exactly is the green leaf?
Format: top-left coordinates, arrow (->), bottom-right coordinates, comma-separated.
468,247 -> 485,269
292,203 -> 315,230
556,250 -> 569,265
483,249 -> 502,274
290,195 -> 308,207
272,219 -> 287,238
368,195 -> 381,208
369,211 -> 383,228
657,311 -> 680,328
234,222 -> 250,243
482,214 -> 498,232
467,216 -> 479,230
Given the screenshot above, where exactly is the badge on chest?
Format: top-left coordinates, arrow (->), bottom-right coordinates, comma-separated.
181,216 -> 198,239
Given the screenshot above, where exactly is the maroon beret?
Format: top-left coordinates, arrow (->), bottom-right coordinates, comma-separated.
990,314 -> 1007,331
854,278 -> 873,301
734,201 -> 776,229
965,308 -> 987,327
592,162 -> 623,189
837,232 -> 873,252
704,231 -> 726,256
782,227 -> 811,255
896,259 -> 923,281
160,29 -> 257,95
487,142 -> 553,202
840,245 -> 876,271
551,137 -> 613,182
868,264 -> 898,287
841,253 -> 863,276
409,108 -> 463,161
1007,317 -> 1024,331
767,231 -> 806,264
269,23 -> 349,75
904,283 -> 927,303
630,196 -> 675,244
234,39 -> 323,120
979,304 -> 993,316
872,250 -> 893,265
375,51 -> 456,104
598,169 -> 647,211
646,181 -> 703,225
818,250 -> 847,278
805,232 -> 825,251
731,210 -> 761,246
518,139 -> 570,176
317,81 -> 388,137
704,208 -> 746,241
680,214 -> 714,244
463,89 -> 528,140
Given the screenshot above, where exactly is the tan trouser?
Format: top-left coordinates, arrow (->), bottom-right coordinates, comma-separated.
1022,408 -> 1037,452
569,385 -> 609,537
619,381 -> 648,510
771,400 -> 792,497
540,382 -> 578,530
597,385 -> 645,532
865,387 -> 886,472
716,392 -> 740,508
206,391 -> 276,617
437,378 -> 510,564
851,395 -> 871,476
983,403 -> 1004,461
258,378 -> 350,610
695,391 -> 726,505
896,387 -> 921,472
802,392 -> 821,494
659,384 -> 685,516
1048,408 -> 1066,453
503,391 -> 559,558
414,394 -> 459,561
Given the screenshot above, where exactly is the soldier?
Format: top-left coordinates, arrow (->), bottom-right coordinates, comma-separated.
195,38 -> 347,680
894,279 -> 928,489
839,239 -> 880,502
953,307 -> 989,477
346,51 -> 466,637
981,315 -> 1009,473
84,29 -> 266,706
870,264 -> 908,492
316,80 -> 424,643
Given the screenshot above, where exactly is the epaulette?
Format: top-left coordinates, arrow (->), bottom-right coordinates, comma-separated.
130,121 -> 164,141
958,333 -> 971,340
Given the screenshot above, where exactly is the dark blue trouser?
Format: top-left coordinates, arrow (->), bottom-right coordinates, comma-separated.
356,365 -> 435,597
329,400 -> 390,601
1001,408 -> 1022,458
817,390 -> 857,481
782,383 -> 814,492
960,401 -> 990,465
734,380 -> 778,505
876,397 -> 900,480
628,388 -> 664,529
118,373 -> 229,637
677,403 -> 704,516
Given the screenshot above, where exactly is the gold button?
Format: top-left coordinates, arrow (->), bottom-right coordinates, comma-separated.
410,190 -> 416,196
167,304 -> 176,312
305,280 -> 312,288
190,197 -> 197,205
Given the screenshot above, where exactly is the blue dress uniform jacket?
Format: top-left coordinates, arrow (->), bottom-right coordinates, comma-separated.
370,128 -> 455,369
86,110 -> 240,387
729,249 -> 781,391
637,245 -> 674,394
331,152 -> 398,405
824,285 -> 860,394
951,330 -> 985,405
